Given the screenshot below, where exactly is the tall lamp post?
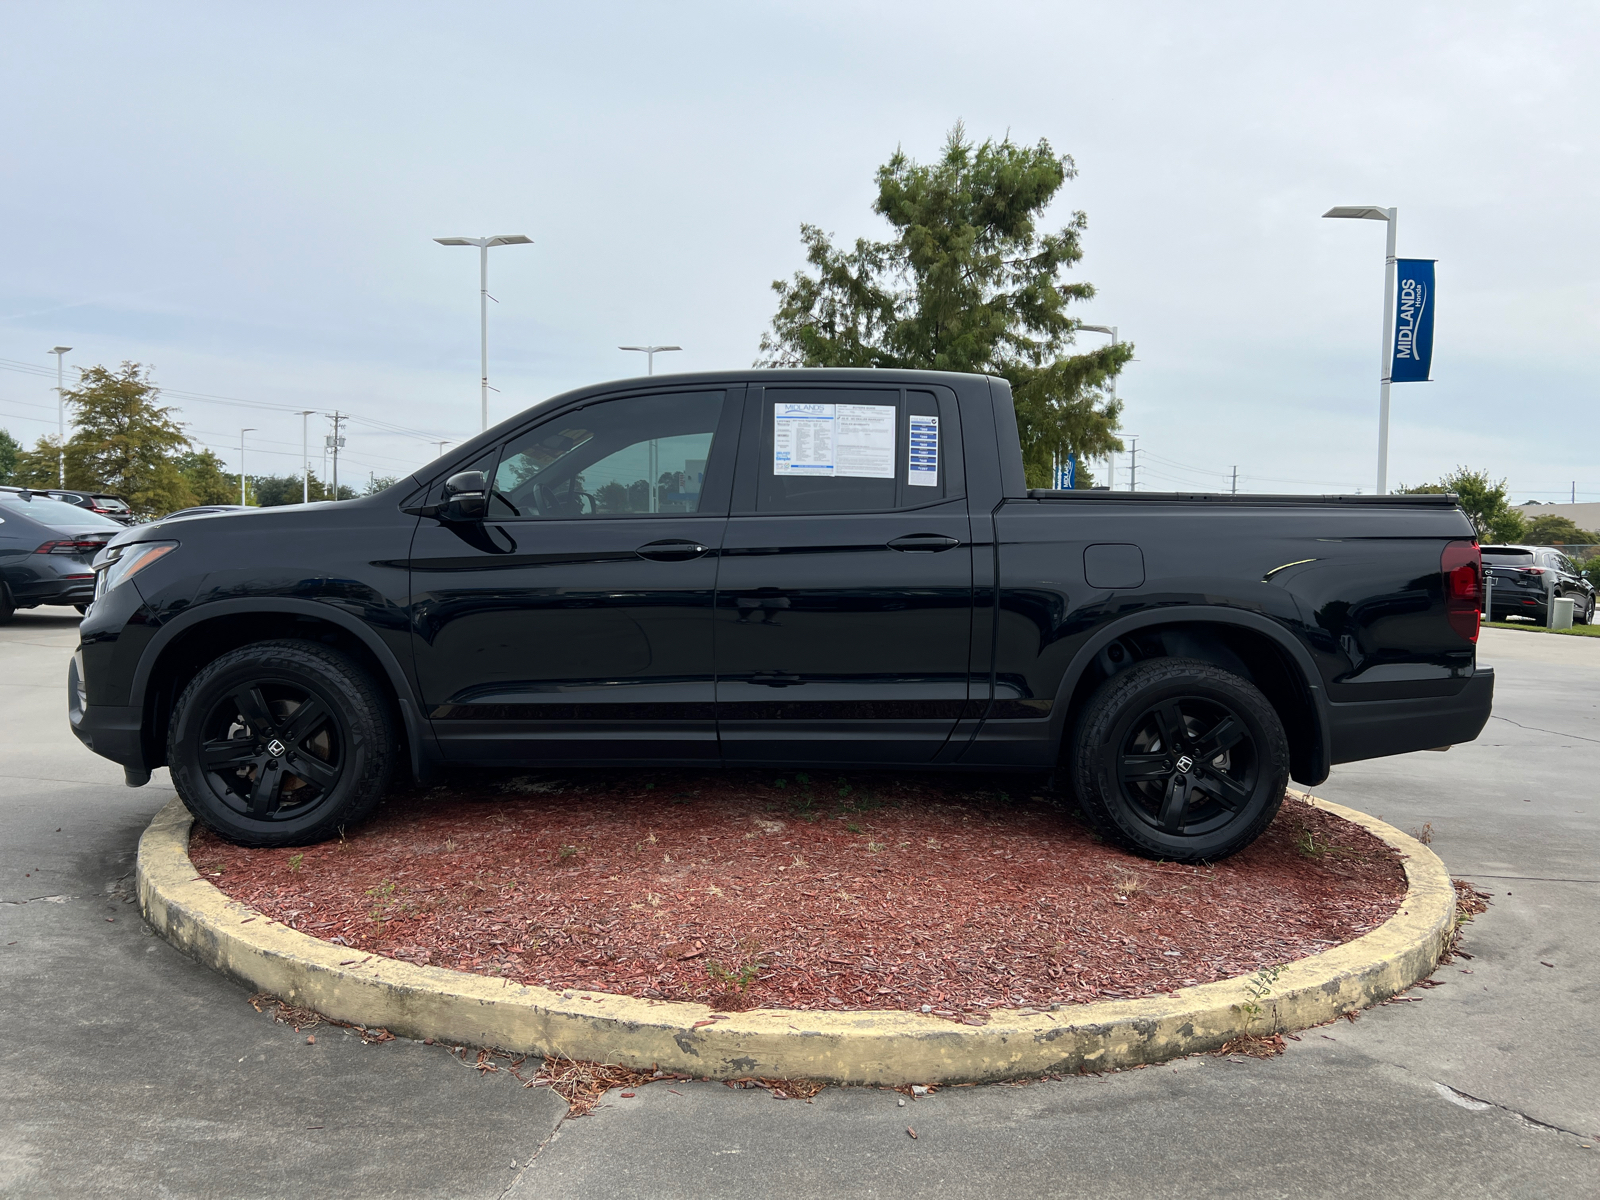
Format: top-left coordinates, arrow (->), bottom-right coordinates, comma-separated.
1079,325 -> 1119,487
1323,205 -> 1397,494
299,410 -> 315,503
619,345 -> 682,375
239,428 -> 256,506
434,234 -> 534,432
50,346 -> 71,486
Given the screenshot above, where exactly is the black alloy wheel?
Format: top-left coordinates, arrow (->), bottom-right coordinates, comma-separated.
168,640 -> 394,846
1071,657 -> 1289,863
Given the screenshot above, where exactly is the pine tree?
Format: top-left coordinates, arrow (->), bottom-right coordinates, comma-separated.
760,123 -> 1131,486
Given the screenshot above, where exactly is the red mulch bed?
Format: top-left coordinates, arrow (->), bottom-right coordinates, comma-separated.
191,772 -> 1406,1016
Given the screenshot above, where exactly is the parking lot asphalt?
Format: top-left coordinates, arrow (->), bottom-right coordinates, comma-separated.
3,616 -> 1597,1199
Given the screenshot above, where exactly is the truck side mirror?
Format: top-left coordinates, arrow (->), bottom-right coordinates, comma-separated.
441,471 -> 487,522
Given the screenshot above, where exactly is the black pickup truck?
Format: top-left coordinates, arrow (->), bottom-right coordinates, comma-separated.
70,369 -> 1492,862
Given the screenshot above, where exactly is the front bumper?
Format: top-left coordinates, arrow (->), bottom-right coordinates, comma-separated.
67,654 -> 147,770
1327,666 -> 1495,764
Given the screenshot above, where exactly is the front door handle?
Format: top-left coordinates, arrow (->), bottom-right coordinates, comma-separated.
750,672 -> 803,687
887,533 -> 961,553
636,539 -> 709,562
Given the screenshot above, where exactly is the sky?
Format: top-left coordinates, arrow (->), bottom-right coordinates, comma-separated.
1,1 -> 1596,499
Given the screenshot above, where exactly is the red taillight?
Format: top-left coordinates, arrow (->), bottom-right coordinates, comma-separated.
1442,540 -> 1482,643
35,539 -> 108,555
1520,567 -> 1547,576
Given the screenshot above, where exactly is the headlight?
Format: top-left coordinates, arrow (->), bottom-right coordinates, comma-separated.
93,541 -> 178,599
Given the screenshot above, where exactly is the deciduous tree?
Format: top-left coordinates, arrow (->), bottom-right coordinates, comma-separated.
1398,468 -> 1525,543
11,435 -> 66,489
60,363 -> 195,517
1524,513 -> 1597,546
177,449 -> 240,506
0,428 -> 19,485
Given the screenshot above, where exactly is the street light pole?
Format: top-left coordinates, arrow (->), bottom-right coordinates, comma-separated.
434,235 -> 533,432
1079,325 -> 1119,487
50,346 -> 71,487
1324,205 -> 1398,494
619,345 -> 682,375
240,428 -> 256,505
300,411 -> 315,503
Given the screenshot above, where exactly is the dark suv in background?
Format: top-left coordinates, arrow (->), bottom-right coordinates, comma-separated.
0,488 -> 125,619
44,490 -> 137,525
1483,544 -> 1595,624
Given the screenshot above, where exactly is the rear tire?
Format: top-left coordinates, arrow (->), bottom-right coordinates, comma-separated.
167,640 -> 395,847
0,584 -> 13,625
1070,657 -> 1289,863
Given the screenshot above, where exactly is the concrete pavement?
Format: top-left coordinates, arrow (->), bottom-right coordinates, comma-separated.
3,616 -> 1597,1198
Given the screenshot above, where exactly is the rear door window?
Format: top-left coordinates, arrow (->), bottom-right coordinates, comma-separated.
750,387 -> 960,514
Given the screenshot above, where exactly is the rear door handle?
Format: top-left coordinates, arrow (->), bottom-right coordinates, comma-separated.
750,672 -> 803,687
636,539 -> 709,562
887,533 -> 961,553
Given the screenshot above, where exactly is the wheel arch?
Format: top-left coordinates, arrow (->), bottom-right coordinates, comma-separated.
1048,607 -> 1331,787
130,598 -> 433,779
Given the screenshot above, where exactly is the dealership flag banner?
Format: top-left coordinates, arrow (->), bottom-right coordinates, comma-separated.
1390,258 -> 1435,383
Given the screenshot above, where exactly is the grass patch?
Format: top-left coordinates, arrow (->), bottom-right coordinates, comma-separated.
1483,619 -> 1600,638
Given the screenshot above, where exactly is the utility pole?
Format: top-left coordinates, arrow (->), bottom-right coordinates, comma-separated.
50,346 -> 71,487
325,413 -> 346,499
300,411 -> 315,503
1231,466 -> 1238,495
240,428 -> 256,505
1128,439 -> 1139,492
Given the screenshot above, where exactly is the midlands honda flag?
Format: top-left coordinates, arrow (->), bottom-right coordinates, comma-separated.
1390,258 -> 1435,383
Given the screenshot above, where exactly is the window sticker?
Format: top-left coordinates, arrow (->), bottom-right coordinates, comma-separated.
773,403 -> 897,479
907,414 -> 938,486
773,403 -> 835,476
835,404 -> 896,478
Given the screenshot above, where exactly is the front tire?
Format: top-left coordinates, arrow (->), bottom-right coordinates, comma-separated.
1070,657 -> 1289,863
168,640 -> 395,847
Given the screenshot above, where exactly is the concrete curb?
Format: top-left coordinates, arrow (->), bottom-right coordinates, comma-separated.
138,791 -> 1456,1085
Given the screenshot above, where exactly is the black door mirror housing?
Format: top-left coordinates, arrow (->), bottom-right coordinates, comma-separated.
442,471 -> 487,522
